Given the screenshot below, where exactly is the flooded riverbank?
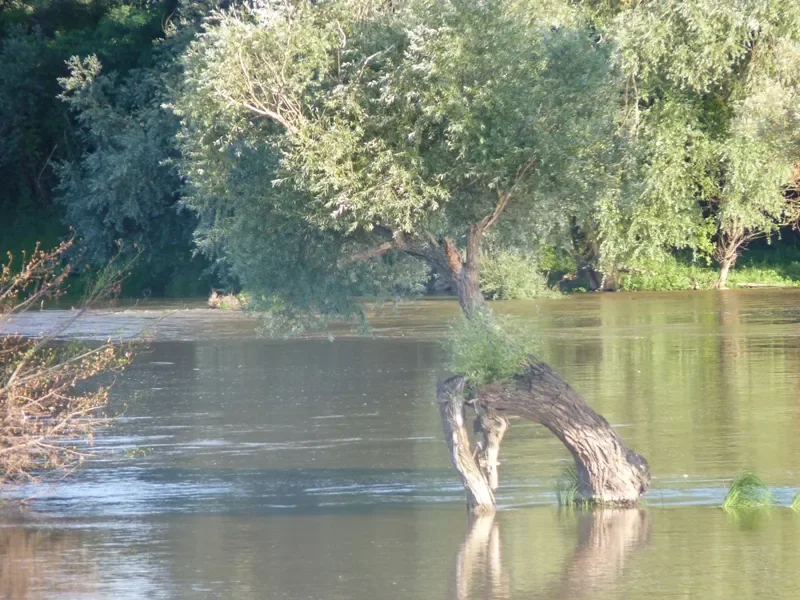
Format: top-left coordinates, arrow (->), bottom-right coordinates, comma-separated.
2,290 -> 800,598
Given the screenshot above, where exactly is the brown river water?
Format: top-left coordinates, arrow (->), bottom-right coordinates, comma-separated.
1,290 -> 800,599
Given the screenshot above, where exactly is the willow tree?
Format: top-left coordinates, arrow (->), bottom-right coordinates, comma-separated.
594,0 -> 800,288
174,0 -> 650,509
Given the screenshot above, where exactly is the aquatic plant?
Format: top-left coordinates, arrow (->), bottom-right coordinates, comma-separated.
791,492 -> 800,513
555,465 -> 581,507
721,472 -> 775,512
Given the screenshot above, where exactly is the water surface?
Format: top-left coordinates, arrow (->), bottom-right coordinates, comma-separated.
2,290 -> 800,599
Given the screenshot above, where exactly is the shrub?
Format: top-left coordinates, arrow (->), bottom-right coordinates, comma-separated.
0,242 -> 133,483
446,314 -> 536,385
480,250 -> 559,300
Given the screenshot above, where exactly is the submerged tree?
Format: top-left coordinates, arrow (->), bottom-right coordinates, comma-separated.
175,0 -> 650,509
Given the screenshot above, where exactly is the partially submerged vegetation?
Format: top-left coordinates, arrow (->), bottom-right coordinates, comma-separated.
446,315 -> 536,386
554,465 -> 581,507
208,290 -> 246,311
722,473 -> 776,512
0,242 -> 133,484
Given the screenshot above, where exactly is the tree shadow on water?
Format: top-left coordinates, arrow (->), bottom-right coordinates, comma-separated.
451,509 -> 651,600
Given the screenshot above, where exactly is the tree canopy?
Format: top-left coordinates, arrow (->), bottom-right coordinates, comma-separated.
175,0 -> 621,324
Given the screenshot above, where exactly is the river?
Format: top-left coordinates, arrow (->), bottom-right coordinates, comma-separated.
2,290 -> 800,599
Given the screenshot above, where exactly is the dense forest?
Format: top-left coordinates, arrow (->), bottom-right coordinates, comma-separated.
2,0 -> 799,303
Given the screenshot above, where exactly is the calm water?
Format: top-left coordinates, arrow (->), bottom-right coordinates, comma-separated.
2,291 -> 800,599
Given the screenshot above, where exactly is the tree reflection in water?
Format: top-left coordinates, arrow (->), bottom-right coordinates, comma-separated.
452,509 -> 651,599
0,525 -> 98,600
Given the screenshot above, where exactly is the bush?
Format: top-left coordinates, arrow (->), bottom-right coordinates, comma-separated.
480,250 -> 560,300
721,472 -> 775,512
0,242 -> 133,483
446,314 -> 536,385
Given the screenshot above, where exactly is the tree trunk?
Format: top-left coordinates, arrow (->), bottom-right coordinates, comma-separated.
429,221 -> 648,510
715,255 -> 735,289
473,403 -> 508,491
437,377 -> 496,514
477,360 -> 650,505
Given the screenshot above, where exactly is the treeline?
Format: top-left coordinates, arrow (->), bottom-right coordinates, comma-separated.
2,0 -> 799,302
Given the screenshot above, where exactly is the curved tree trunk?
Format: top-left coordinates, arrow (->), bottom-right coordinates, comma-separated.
477,360 -> 650,506
416,208 -> 649,512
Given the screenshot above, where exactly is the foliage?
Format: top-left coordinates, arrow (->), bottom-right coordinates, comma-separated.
591,0 -> 800,285
208,290 -> 246,311
0,0 -> 173,222
174,0 -> 620,325
480,250 -> 560,300
53,5 -> 222,297
0,1 -> 211,297
616,243 -> 800,291
0,241 -> 134,483
446,315 -> 536,385
721,472 -> 775,512
792,492 -> 800,512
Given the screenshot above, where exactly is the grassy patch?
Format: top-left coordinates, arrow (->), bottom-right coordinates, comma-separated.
555,465 -> 581,506
446,314 -> 536,385
721,472 -> 775,512
616,246 -> 800,292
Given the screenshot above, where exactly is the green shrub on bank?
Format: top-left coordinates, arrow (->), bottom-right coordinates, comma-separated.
480,251 -> 560,300
617,256 -> 717,291
722,472 -> 775,512
446,314 -> 536,385
616,251 -> 800,292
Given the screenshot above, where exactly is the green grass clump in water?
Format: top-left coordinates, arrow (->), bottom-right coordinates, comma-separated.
791,492 -> 800,513
722,472 -> 775,512
555,465 -> 582,507
446,314 -> 537,385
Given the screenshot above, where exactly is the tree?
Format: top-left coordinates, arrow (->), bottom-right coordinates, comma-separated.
593,0 -> 800,288
0,1 -> 175,241
174,0 -> 650,509
0,241 -> 132,483
57,49 -> 208,296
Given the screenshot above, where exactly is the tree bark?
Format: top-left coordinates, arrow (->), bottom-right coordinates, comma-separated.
425,209 -> 648,510
473,403 -> 508,491
437,377 -> 496,515
715,255 -> 736,289
477,360 -> 650,505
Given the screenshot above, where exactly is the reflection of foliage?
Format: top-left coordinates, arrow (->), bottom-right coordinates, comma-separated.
0,241 -> 133,483
446,315 -> 535,385
722,472 -> 775,512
